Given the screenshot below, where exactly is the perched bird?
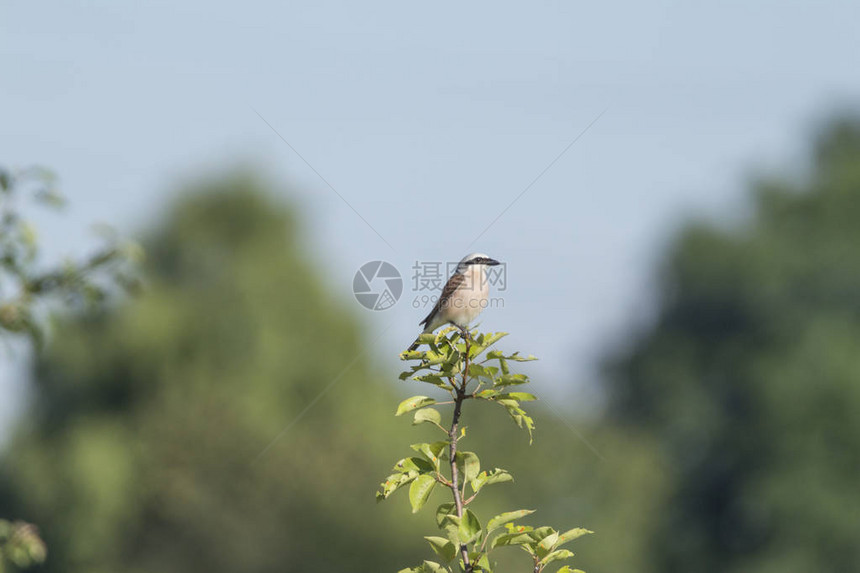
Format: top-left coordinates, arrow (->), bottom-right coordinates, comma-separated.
408,253 -> 501,350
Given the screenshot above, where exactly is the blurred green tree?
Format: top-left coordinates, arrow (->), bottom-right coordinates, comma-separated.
0,165 -> 139,572
604,118 -> 860,573
0,174 -> 428,572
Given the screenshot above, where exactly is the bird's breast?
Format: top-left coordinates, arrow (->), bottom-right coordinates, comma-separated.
444,267 -> 490,327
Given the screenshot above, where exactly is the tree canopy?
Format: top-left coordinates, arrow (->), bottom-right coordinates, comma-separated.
0,174 -> 427,572
604,118 -> 860,573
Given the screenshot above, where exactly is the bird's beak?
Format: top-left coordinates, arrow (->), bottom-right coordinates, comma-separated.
486,258 -> 500,266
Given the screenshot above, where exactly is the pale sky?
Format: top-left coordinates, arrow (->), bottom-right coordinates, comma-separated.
2,0 -> 859,439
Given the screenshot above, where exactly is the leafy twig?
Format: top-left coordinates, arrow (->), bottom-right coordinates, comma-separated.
380,328 -> 592,573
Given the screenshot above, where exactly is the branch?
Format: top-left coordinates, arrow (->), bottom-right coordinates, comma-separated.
447,335 -> 473,572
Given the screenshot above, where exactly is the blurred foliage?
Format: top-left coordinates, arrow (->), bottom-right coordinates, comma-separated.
0,521 -> 46,573
0,166 -> 142,345
603,117 -> 860,573
387,329 -> 591,573
0,165 -> 141,571
0,175 -> 431,573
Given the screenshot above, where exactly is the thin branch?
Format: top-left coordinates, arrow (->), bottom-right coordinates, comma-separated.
24,248 -> 120,294
447,336 -> 473,572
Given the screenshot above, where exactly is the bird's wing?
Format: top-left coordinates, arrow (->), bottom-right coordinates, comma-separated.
420,272 -> 465,328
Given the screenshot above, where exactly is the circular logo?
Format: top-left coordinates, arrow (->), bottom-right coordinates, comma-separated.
353,261 -> 403,311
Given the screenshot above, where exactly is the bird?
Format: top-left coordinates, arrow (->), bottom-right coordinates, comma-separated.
408,253 -> 501,351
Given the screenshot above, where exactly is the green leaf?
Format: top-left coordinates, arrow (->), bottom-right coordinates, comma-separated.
468,363 -> 499,386
470,468 -> 513,493
393,456 -> 435,473
468,332 -> 508,359
399,349 -> 426,362
482,331 -> 508,346
424,351 -> 451,366
409,474 -> 437,513
418,332 -> 439,345
508,351 -> 537,361
496,373 -> 528,386
474,389 -> 499,399
396,395 -> 437,416
443,348 -> 462,370
538,548 -> 575,566
411,441 -> 449,466
536,530 -> 559,558
455,451 -> 480,483
424,536 -> 457,563
557,527 -> 593,546
501,392 -> 537,402
486,509 -> 535,533
499,402 -> 535,442
458,509 -> 482,544
490,530 -> 533,549
413,374 -> 451,388
420,561 -> 449,573
441,516 -> 461,546
434,327 -> 458,345
435,502 -> 456,527
467,363 -> 488,378
413,407 -> 443,427
397,561 -> 450,573
473,552 -> 491,571
377,471 -> 419,501
530,526 -> 557,542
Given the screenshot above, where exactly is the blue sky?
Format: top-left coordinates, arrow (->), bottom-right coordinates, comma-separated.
2,0 -> 859,437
